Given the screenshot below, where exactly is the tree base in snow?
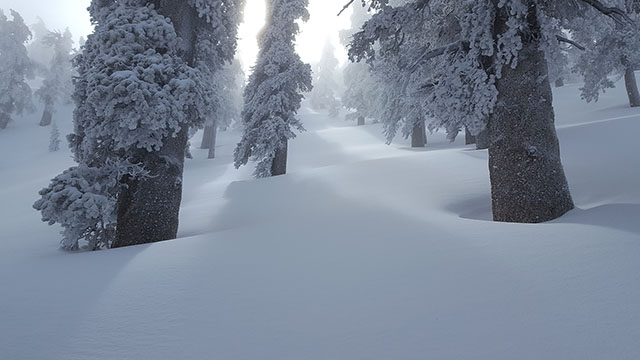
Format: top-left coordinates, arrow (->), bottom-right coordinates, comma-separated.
357,116 -> 365,126
40,109 -> 52,127
411,121 -> 427,148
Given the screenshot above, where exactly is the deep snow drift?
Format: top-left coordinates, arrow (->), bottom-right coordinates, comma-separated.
1,82 -> 639,360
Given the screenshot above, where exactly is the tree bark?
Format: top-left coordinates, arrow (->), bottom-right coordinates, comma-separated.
476,126 -> 489,150
624,66 -> 640,107
207,123 -> 218,159
554,77 -> 564,88
465,126 -> 475,145
200,123 -> 214,149
488,1 -> 574,223
357,115 -> 365,126
113,1 -> 198,247
271,140 -> 288,176
411,121 -> 427,147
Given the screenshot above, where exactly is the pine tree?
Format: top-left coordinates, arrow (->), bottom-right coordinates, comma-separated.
35,0 -> 245,250
309,41 -> 341,117
0,9 -> 34,129
348,0 -> 633,223
49,122 -> 60,152
234,0 -> 312,178
35,29 -> 74,126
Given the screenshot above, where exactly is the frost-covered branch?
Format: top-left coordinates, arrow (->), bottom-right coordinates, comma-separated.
556,35 -> 586,51
579,0 -> 634,24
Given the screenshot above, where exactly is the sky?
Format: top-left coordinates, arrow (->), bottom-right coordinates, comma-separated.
2,0 -> 355,75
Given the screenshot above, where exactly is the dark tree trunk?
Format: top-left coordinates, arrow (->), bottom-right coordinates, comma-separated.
476,126 -> 489,150
113,1 -> 198,247
357,115 -> 365,126
207,123 -> 218,159
488,2 -> 574,223
113,129 -> 188,248
465,126 -> 476,145
200,123 -> 214,149
40,101 -> 54,126
411,121 -> 427,148
271,140 -> 288,176
554,77 -> 564,88
0,112 -> 9,129
624,67 -> 640,107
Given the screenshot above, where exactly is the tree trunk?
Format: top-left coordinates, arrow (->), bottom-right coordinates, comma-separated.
113,128 -> 188,248
357,115 -> 365,126
465,126 -> 475,145
207,123 -> 218,159
271,140 -> 288,176
624,67 -> 640,107
200,123 -> 214,149
488,2 -> 574,223
40,101 -> 54,126
0,112 -> 9,129
411,121 -> 427,148
476,126 -> 489,150
113,1 -> 198,247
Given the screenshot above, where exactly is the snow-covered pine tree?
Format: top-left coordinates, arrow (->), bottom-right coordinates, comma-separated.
349,0 -> 633,223
49,121 -> 60,152
201,59 -> 245,159
35,0 -> 244,250
0,9 -> 34,129
234,0 -> 312,177
35,29 -> 74,126
26,17 -> 54,75
340,4 -> 377,125
309,41 -> 341,117
571,1 -> 640,107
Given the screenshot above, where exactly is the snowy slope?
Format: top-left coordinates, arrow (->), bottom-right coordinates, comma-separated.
1,83 -> 639,360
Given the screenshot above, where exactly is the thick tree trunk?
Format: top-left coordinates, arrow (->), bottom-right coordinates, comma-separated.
411,121 -> 427,148
207,123 -> 218,159
113,128 -> 188,248
476,126 -> 489,150
465,126 -> 475,145
357,115 -> 365,126
624,67 -> 640,107
271,140 -> 288,176
0,112 -> 9,129
200,123 -> 214,149
113,1 -> 198,247
488,2 -> 574,223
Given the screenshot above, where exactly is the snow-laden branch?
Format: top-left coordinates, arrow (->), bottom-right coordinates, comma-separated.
556,35 -> 586,51
579,0 -> 634,25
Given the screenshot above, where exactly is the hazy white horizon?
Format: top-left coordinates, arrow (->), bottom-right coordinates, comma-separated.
1,0 -> 354,73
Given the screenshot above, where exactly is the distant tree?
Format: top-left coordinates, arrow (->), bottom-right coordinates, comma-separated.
340,4 -> 377,125
234,0 -> 312,178
309,40 -> 341,117
49,122 -> 61,152
35,29 -> 74,126
571,2 -> 640,107
26,17 -> 54,75
0,9 -> 34,129
201,59 -> 245,159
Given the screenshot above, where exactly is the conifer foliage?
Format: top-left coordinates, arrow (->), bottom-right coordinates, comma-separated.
0,9 -> 34,129
234,0 -> 312,178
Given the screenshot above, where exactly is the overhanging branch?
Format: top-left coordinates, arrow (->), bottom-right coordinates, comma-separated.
556,35 -> 586,51
579,0 -> 634,24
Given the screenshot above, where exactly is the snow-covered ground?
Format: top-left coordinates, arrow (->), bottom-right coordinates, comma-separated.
1,81 -> 639,359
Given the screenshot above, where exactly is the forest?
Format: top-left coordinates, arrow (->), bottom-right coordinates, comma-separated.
1,1 -> 639,359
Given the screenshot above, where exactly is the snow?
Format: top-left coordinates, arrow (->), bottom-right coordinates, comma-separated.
1,81 -> 640,359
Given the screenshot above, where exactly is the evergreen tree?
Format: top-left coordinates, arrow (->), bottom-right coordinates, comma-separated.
49,122 -> 61,152
340,4 -> 377,125
35,29 -> 74,126
349,0 -> 633,223
35,0 -> 244,250
309,40 -> 341,117
0,9 -> 34,129
26,17 -> 54,75
234,0 -> 312,178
